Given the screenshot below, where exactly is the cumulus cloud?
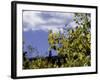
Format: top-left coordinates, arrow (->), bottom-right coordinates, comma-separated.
23,11 -> 75,33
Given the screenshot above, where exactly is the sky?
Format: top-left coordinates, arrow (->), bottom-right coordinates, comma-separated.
22,10 -> 78,58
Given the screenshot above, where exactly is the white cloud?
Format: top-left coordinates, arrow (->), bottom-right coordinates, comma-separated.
23,28 -> 30,32
23,11 -> 45,27
23,11 -> 75,32
67,21 -> 78,28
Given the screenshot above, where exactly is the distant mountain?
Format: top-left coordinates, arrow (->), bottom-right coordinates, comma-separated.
23,30 -> 57,58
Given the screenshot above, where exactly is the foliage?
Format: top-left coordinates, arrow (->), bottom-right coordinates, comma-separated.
48,13 -> 91,67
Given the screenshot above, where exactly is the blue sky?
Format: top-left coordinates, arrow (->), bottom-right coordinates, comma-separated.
23,11 -> 77,58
